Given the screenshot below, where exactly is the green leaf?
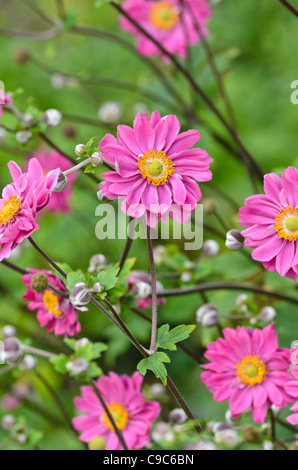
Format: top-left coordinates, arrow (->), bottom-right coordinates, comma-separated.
66,272 -> 86,291
49,355 -> 69,374
156,324 -> 196,351
64,338 -> 76,350
137,352 -> 171,385
97,267 -> 119,291
78,362 -> 103,381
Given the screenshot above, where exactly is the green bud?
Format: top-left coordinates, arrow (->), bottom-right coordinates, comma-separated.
88,436 -> 106,450
242,425 -> 260,444
30,273 -> 49,293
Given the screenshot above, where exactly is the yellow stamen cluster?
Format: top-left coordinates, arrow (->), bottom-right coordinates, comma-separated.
0,196 -> 22,227
138,149 -> 175,186
150,1 -> 179,30
236,355 -> 267,386
43,291 -> 63,317
102,402 -> 129,432
275,206 -> 298,242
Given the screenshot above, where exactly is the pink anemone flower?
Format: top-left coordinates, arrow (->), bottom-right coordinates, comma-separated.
201,325 -> 292,424
100,110 -> 213,228
27,149 -> 77,213
72,372 -> 161,450
284,366 -> 298,425
120,0 -> 212,61
23,269 -> 86,337
239,167 -> 298,282
0,159 -> 59,261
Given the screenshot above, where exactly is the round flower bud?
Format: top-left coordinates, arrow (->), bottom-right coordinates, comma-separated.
196,304 -> 219,327
23,114 -> 34,126
202,239 -> 220,257
2,325 -> 17,340
51,73 -> 67,89
53,172 -> 68,192
70,283 -> 91,308
13,47 -> 31,64
259,306 -> 276,322
30,273 -> 49,293
98,101 -> 122,124
262,440 -> 274,451
225,229 -> 245,251
88,254 -> 107,273
203,197 -> 217,215
180,272 -> 192,283
242,425 -> 261,444
16,434 -> 27,444
43,109 -> 62,127
75,338 -> 90,349
184,260 -> 193,270
66,358 -> 89,376
225,408 -> 238,426
16,130 -> 32,144
2,338 -> 23,363
88,436 -> 106,451
150,383 -> 165,398
212,421 -> 231,434
169,408 -> 187,425
92,282 -> 104,294
214,429 -> 238,447
153,245 -> 166,264
96,182 -> 108,202
271,405 -> 281,417
75,144 -> 86,157
132,281 -> 152,300
152,422 -> 175,443
91,152 -> 103,166
20,355 -> 37,371
1,414 -> 15,430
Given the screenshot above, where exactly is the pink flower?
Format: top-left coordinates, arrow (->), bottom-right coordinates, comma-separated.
0,159 -> 59,261
201,325 -> 292,424
0,92 -> 12,119
72,371 -> 161,450
239,167 -> 298,282
27,149 -> 77,213
100,110 -> 213,227
127,270 -> 165,308
22,269 -> 85,337
120,0 -> 211,61
285,367 -> 298,425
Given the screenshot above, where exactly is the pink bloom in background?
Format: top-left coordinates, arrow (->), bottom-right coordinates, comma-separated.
23,269 -> 86,337
0,159 -> 59,261
285,366 -> 298,425
101,110 -> 213,227
73,372 -> 161,450
0,92 -> 12,118
120,0 -> 211,61
127,270 -> 165,308
201,325 -> 292,424
27,149 -> 77,213
239,167 -> 298,282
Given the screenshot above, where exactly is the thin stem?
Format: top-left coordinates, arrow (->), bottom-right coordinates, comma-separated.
0,23 -> 62,41
118,218 -> 134,274
63,158 -> 92,176
146,226 -> 158,353
90,380 -> 129,450
270,409 -> 276,442
1,260 -> 28,275
22,345 -> 56,359
167,377 -> 202,433
28,237 -> 67,279
0,364 -> 18,377
279,0 -> 298,17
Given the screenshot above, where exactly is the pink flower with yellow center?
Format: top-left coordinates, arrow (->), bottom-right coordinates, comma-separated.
0,159 -> 59,261
120,0 -> 212,61
27,149 -> 77,213
23,270 -> 86,337
201,325 -> 292,423
239,167 -> 298,282
72,372 -> 161,450
100,110 -> 213,228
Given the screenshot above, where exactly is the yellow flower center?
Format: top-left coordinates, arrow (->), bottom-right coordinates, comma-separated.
275,206 -> 298,242
43,291 -> 63,317
150,1 -> 180,30
236,355 -> 267,386
138,149 -> 175,186
0,196 -> 22,227
102,402 -> 129,432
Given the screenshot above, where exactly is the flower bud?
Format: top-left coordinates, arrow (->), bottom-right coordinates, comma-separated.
88,254 -> 107,273
98,101 -> 122,124
91,152 -> 103,166
187,440 -> 218,451
196,303 -> 219,327
1,414 -> 15,430
214,429 -> 238,447
212,421 -> 231,434
51,73 -> 67,89
242,425 -> 260,443
169,408 -> 187,425
236,294 -> 248,307
88,436 -> 106,451
70,283 -> 91,308
20,355 -> 37,371
225,230 -> 245,251
184,260 -> 193,270
225,408 -> 238,426
2,338 -> 23,363
153,245 -> 166,264
180,272 -> 192,283
203,197 -> 217,215
271,405 -> 281,417
262,440 -> 274,451
2,325 -> 17,340
43,109 -> 62,127
13,47 -> 31,64
152,422 -> 175,443
30,273 -> 49,293
96,182 -> 108,202
66,358 -> 89,376
16,130 -> 32,144
92,282 -> 104,294
16,433 -> 27,444
259,306 -> 276,322
75,144 -> 86,157
150,383 -> 165,398
132,281 -> 152,300
75,338 -> 90,349
53,172 -> 68,192
202,239 -> 220,257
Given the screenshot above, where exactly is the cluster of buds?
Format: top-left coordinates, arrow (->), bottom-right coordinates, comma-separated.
196,304 -> 219,327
